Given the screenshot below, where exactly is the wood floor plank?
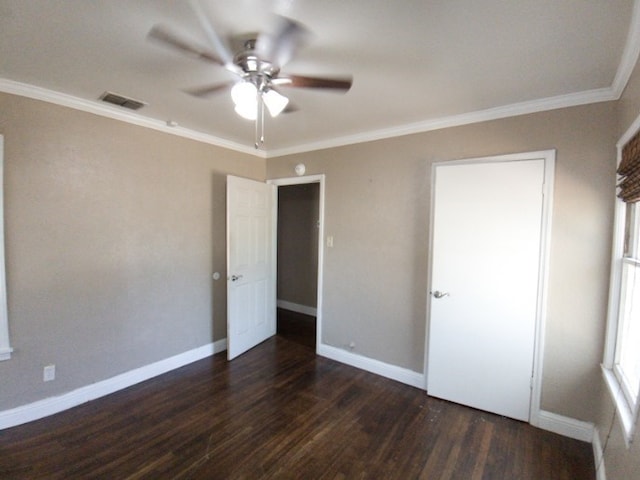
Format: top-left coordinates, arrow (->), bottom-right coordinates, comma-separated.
0,331 -> 594,480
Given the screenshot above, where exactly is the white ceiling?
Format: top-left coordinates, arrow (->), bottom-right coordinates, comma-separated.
0,0 -> 638,157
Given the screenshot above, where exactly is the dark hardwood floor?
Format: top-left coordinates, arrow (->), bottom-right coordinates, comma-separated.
0,324 -> 594,479
277,307 -> 316,348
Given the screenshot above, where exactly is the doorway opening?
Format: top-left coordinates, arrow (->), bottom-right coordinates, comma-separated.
276,182 -> 320,349
270,175 -> 325,353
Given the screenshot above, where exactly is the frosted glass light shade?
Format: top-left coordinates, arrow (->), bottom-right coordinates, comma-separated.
234,104 -> 257,120
231,82 -> 258,120
263,89 -> 289,117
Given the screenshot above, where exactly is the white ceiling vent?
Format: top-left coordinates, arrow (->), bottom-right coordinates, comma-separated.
99,91 -> 146,110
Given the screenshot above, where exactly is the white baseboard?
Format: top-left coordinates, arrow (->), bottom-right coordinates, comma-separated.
0,338 -> 227,430
593,427 -> 607,480
531,409 -> 595,442
277,300 -> 317,317
318,343 -> 425,389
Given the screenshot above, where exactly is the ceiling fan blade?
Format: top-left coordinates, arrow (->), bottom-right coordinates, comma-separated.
256,15 -> 309,68
148,25 -> 224,65
184,81 -> 235,98
273,74 -> 353,92
190,0 -> 234,67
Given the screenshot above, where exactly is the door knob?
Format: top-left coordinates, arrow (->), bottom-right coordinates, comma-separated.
230,274 -> 243,282
432,290 -> 449,299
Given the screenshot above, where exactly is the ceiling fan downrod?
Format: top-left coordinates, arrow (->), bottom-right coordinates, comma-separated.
255,94 -> 265,149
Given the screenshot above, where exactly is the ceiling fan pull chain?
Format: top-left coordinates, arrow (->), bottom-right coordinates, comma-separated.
254,92 -> 266,149
254,92 -> 260,149
260,98 -> 265,146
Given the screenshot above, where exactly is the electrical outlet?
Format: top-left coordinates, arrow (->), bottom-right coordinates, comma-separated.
43,364 -> 55,382
349,341 -> 356,350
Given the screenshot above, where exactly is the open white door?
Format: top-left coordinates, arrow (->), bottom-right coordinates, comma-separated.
226,175 -> 276,360
427,155 -> 550,421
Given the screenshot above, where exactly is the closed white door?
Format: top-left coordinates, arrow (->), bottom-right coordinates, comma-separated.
427,158 -> 546,421
226,175 -> 276,360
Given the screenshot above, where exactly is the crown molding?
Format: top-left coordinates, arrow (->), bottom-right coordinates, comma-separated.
612,0 -> 640,96
266,87 -> 617,158
3,3 -> 638,165
0,79 -> 266,159
3,0 -> 639,161
0,78 -> 621,161
265,0 -> 640,158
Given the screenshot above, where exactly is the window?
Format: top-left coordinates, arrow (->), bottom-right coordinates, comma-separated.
604,121 -> 640,444
0,136 -> 9,361
615,205 -> 640,405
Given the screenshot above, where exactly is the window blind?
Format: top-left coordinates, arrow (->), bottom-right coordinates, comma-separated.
619,130 -> 640,203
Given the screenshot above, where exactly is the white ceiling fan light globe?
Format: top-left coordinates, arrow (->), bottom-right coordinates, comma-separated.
231,81 -> 258,120
231,81 -> 257,105
234,104 -> 257,120
263,89 -> 289,117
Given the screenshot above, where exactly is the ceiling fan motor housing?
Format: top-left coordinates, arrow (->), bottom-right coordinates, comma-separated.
234,39 -> 279,91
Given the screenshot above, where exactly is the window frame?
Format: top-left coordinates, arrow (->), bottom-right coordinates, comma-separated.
0,135 -> 10,361
603,114 -> 640,446
613,257 -> 640,403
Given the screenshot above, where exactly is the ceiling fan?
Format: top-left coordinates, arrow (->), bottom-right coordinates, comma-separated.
148,1 -> 353,148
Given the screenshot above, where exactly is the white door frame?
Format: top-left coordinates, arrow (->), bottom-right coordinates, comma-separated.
0,136 -> 9,361
268,174 -> 325,354
424,150 -> 555,424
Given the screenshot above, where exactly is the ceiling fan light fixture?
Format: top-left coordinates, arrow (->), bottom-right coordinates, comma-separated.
263,88 -> 289,117
148,11 -> 353,148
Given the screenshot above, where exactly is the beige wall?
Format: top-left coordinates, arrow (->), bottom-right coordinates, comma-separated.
0,70 -> 626,439
0,93 -> 264,410
267,101 -> 617,423
593,60 -> 640,480
277,183 -> 319,308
